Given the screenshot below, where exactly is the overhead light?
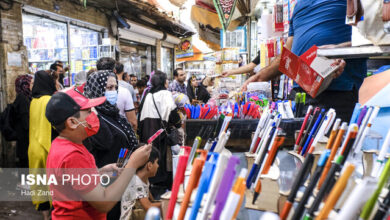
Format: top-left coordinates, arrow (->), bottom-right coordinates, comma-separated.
139,14 -> 157,25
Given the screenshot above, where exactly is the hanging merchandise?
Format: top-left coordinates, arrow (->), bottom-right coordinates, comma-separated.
213,0 -> 238,31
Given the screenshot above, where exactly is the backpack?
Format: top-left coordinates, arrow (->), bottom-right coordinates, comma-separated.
0,103 -> 17,141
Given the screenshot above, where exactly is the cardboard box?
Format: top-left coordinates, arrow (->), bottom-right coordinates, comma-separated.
279,46 -> 339,98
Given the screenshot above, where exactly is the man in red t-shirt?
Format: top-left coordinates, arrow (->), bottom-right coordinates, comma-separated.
45,87 -> 151,219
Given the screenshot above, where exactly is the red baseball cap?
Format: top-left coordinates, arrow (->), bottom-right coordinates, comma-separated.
46,87 -> 106,125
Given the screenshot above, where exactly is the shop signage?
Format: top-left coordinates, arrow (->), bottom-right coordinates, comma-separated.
175,37 -> 194,58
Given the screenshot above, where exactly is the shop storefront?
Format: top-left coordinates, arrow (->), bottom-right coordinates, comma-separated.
22,6 -> 109,86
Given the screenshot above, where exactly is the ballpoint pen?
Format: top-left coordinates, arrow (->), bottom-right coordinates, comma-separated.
249,111 -> 269,153
325,118 -> 341,150
371,129 -> 390,177
284,100 -> 294,118
292,150 -> 330,220
301,108 -> 326,156
279,148 -> 315,220
310,109 -> 336,151
304,155 -> 343,220
254,112 -> 275,154
187,136 -> 201,167
214,129 -> 231,153
252,133 -> 285,204
361,158 -> 390,220
349,103 -> 361,124
353,106 -> 380,156
315,163 -> 355,220
294,105 -> 313,151
199,154 -> 231,220
220,168 -> 247,220
189,153 -> 218,220
165,146 -> 191,220
211,156 -> 240,220
352,106 -> 374,154
339,124 -> 358,165
337,177 -> 377,220
317,122 -> 347,190
298,107 -> 321,154
177,150 -> 207,220
246,119 -> 278,189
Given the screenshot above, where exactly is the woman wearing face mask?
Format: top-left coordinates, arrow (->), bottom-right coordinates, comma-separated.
83,70 -> 139,220
83,70 -> 138,168
138,70 -> 182,199
28,70 -> 57,220
187,75 -> 211,104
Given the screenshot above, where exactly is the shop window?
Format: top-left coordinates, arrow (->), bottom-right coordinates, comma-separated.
120,41 -> 156,79
161,47 -> 174,79
23,14 -> 68,73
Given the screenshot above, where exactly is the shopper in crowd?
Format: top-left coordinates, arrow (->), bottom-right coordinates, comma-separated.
135,79 -> 147,104
168,68 -> 187,95
13,74 -> 33,168
87,68 -> 97,78
49,61 -> 65,90
45,88 -> 152,220
130,74 -> 138,88
187,75 -> 211,104
223,0 -> 366,122
112,62 -> 137,105
121,146 -> 161,220
123,72 -> 131,83
74,71 -> 87,87
138,70 -> 181,199
29,70 -> 57,220
172,92 -> 190,145
115,62 -> 137,130
202,76 -> 215,94
84,64 -> 139,220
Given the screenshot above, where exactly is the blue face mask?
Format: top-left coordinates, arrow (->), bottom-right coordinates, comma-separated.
105,91 -> 118,105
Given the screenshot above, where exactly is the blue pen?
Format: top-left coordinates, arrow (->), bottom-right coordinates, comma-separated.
189,153 -> 219,220
209,139 -> 218,153
301,109 -> 325,156
246,122 -> 277,188
349,103 -> 361,124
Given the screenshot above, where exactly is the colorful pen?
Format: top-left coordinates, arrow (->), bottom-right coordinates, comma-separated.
317,122 -> 347,190
301,109 -> 326,156
189,153 -> 218,220
187,136 -> 201,167
293,150 -> 330,220
165,146 -> 191,220
211,156 -> 240,220
220,168 -> 247,220
353,106 -> 380,155
315,163 -> 355,220
177,150 -> 207,220
280,150 -> 315,220
361,158 -> 390,219
373,185 -> 390,220
294,105 -> 313,151
298,107 -> 321,154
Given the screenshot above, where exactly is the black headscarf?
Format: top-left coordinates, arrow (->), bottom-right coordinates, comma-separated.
84,70 -> 119,116
84,70 -> 138,148
31,71 -> 56,98
15,74 -> 33,100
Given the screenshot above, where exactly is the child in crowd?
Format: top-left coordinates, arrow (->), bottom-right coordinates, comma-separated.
121,145 -> 161,220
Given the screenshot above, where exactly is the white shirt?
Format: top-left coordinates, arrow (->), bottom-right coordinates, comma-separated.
119,80 -> 137,103
117,86 -> 135,117
120,175 -> 149,220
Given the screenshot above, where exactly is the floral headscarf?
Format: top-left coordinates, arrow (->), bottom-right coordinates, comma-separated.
15,74 -> 33,100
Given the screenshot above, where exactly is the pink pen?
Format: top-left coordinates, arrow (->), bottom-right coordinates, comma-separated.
147,129 -> 164,144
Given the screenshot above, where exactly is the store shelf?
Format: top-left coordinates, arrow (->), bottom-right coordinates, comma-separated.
317,45 -> 390,59
28,47 -> 67,50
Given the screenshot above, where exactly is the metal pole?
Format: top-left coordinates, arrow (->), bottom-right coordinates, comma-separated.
66,20 -> 72,87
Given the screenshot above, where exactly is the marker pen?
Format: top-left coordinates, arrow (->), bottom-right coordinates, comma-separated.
294,92 -> 301,118
353,106 -> 380,155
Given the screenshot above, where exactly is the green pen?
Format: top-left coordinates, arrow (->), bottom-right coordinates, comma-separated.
360,158 -> 390,219
301,93 -> 306,105
294,93 -> 301,117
